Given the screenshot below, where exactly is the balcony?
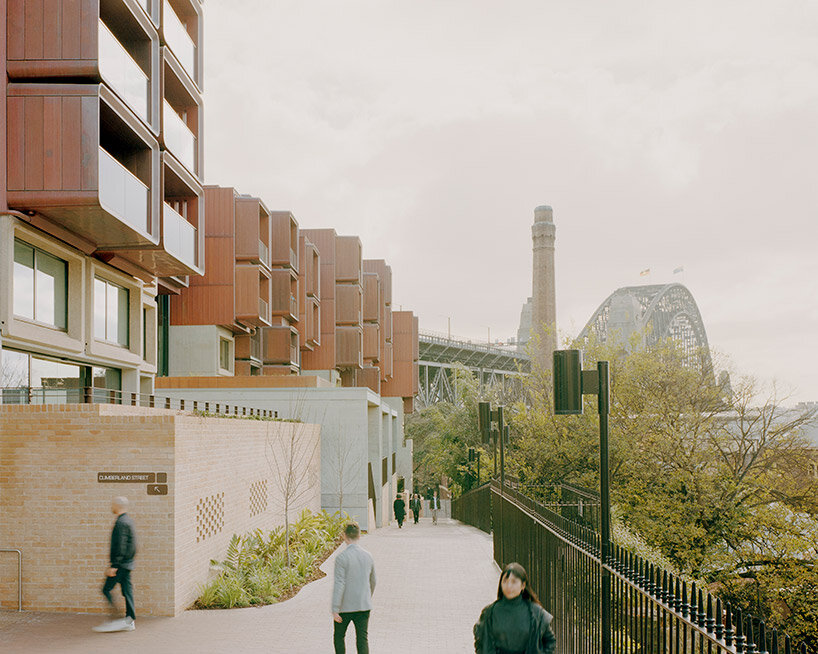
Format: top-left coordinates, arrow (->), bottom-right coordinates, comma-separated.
99,147 -> 150,234
163,0 -> 196,82
259,240 -> 270,267
234,265 -> 271,327
162,202 -> 197,269
99,21 -> 150,124
259,298 -> 269,321
163,100 -> 196,173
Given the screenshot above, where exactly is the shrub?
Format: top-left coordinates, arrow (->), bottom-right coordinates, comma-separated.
194,509 -> 348,609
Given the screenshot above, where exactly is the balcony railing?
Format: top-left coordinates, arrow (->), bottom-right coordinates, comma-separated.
259,240 -> 270,267
163,100 -> 196,173
98,21 -> 150,123
162,202 -> 197,267
289,248 -> 297,269
98,147 -> 150,233
258,298 -> 268,321
163,0 -> 196,81
290,295 -> 298,318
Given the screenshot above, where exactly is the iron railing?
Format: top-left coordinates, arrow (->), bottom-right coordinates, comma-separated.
452,480 -> 810,654
0,386 -> 279,419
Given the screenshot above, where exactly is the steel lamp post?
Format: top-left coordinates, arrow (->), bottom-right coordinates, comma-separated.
553,349 -> 611,654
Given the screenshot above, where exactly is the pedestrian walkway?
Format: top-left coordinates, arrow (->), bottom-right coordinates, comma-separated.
0,516 -> 498,653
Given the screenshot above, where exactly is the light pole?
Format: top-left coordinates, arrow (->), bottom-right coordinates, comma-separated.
478,401 -> 508,491
553,350 -> 611,654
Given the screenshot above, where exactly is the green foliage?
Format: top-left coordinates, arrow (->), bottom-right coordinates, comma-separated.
194,509 -> 348,609
406,365 -> 494,495
506,333 -> 818,642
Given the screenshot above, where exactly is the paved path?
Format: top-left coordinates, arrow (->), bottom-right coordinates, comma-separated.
0,517 -> 498,653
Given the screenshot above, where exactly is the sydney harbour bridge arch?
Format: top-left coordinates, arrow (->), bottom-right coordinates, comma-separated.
577,283 -> 713,371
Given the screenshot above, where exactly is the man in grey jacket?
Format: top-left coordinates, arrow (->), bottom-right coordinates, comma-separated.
332,522 -> 376,654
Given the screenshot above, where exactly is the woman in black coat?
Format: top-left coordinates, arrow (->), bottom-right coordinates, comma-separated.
473,562 -> 556,654
393,494 -> 406,528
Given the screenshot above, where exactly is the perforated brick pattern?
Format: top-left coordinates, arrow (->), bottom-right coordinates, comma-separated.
196,492 -> 225,543
249,479 -> 268,517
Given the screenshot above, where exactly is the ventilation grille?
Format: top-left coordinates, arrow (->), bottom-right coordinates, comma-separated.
196,492 -> 225,543
250,479 -> 268,517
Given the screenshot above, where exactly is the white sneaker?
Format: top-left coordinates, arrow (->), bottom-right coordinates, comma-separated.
92,618 -> 124,633
92,617 -> 134,632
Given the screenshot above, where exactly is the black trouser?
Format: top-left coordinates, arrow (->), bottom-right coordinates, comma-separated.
333,610 -> 370,654
102,568 -> 135,620
397,515 -> 404,527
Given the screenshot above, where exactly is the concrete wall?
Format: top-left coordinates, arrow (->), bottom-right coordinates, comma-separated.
0,404 -> 321,615
168,325 -> 234,377
157,385 -> 403,532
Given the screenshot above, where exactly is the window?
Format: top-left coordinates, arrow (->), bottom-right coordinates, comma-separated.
13,239 -> 67,329
94,278 -> 129,346
219,338 -> 232,371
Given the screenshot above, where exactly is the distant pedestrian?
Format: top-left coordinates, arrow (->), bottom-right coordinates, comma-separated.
332,522 -> 376,654
393,493 -> 406,528
473,562 -> 556,654
430,490 -> 441,524
410,493 -> 421,524
92,496 -> 137,633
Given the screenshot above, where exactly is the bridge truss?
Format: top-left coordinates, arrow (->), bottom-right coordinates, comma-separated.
577,283 -> 712,371
417,331 -> 530,408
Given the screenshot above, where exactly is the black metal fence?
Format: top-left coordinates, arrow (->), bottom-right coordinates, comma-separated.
0,386 -> 280,419
452,480 -> 810,654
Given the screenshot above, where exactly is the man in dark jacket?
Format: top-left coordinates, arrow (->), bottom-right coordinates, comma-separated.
410,494 -> 421,524
92,496 -> 137,633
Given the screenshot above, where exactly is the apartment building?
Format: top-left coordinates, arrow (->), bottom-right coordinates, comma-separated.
0,0 -> 205,398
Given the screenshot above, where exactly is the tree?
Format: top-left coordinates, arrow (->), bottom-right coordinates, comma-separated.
505,333 -> 818,641
325,423 -> 364,515
265,420 -> 320,567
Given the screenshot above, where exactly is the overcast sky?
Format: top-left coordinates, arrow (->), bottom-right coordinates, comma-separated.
203,0 -> 818,403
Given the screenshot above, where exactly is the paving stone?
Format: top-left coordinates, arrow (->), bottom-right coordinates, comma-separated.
0,517 -> 499,653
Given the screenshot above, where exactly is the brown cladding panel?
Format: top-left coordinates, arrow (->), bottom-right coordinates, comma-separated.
61,0 -> 82,60
203,187 -> 235,237
335,283 -> 362,326
261,326 -> 292,364
363,323 -> 380,361
61,96 -> 82,190
412,315 -> 419,360
358,366 -> 380,394
42,97 -> 62,188
364,259 -> 392,305
362,273 -> 380,322
188,235 -> 233,287
234,265 -> 260,319
234,198 -> 260,260
24,96 -> 44,190
24,0 -> 44,60
335,235 -> 361,283
80,0 -> 96,60
270,212 -> 295,265
169,284 -> 233,326
336,326 -> 363,368
79,95 -> 97,191
381,360 -> 415,399
269,268 -> 293,315
43,0 -> 61,59
318,297 -> 335,335
7,97 -> 26,190
8,0 -> 25,60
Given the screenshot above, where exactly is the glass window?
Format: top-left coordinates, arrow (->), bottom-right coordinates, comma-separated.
0,349 -> 31,404
95,277 -> 129,346
219,338 -> 231,371
30,356 -> 82,404
13,239 -> 67,329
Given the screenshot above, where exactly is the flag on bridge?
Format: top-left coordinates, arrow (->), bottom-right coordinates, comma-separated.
639,268 -> 650,277
673,266 -> 684,274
